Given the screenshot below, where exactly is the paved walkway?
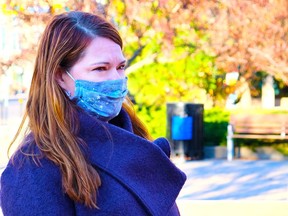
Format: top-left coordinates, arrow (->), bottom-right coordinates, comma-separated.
176,200 -> 288,216
175,159 -> 288,200
174,159 -> 288,216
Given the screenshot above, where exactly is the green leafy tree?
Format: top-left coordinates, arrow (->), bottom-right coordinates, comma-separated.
1,0 -> 224,138
3,0 -> 287,139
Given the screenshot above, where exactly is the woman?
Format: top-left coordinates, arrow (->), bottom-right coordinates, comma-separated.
0,11 -> 186,216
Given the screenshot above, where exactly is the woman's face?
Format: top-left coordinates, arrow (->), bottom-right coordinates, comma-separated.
57,37 -> 126,96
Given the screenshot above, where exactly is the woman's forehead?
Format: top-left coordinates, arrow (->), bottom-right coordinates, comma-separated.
80,37 -> 125,64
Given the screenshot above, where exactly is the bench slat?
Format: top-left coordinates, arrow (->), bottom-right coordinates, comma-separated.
232,123 -> 288,127
230,114 -> 288,121
233,128 -> 287,134
231,134 -> 288,139
230,114 -> 288,136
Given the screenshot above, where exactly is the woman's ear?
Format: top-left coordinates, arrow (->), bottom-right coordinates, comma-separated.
55,69 -> 74,97
55,69 -> 68,90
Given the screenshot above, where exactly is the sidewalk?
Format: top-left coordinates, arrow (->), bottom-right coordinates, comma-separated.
174,159 -> 288,216
175,159 -> 288,200
176,200 -> 288,216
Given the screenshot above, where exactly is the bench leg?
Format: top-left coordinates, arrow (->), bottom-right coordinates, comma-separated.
227,125 -> 234,161
227,138 -> 234,161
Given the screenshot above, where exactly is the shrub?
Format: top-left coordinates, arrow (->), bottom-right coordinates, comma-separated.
204,107 -> 230,146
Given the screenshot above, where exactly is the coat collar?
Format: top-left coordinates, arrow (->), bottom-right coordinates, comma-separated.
78,110 -> 186,215
109,109 -> 134,132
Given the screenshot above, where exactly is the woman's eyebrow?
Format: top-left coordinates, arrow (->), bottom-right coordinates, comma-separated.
89,60 -> 127,66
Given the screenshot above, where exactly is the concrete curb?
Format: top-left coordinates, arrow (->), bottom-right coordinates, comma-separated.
177,200 -> 288,216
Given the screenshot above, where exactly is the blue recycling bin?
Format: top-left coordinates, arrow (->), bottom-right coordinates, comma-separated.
167,103 -> 204,160
171,116 -> 193,140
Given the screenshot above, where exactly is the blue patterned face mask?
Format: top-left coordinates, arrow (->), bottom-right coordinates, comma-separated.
66,71 -> 128,122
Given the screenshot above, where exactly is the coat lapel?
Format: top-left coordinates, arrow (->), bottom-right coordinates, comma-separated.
78,110 -> 186,215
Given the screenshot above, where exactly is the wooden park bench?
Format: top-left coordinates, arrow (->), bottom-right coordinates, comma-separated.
226,113 -> 288,160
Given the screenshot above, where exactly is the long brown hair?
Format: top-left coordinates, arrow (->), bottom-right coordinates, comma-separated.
10,11 -> 152,208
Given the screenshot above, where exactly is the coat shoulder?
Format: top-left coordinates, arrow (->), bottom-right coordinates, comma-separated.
0,145 -> 74,216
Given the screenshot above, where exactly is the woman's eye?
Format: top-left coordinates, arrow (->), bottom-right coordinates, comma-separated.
118,65 -> 126,70
94,67 -> 106,71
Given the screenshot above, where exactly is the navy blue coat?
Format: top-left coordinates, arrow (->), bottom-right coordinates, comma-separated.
1,109 -> 186,215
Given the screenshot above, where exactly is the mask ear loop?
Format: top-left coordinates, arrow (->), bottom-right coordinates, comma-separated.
66,70 -> 75,81
65,71 -> 75,98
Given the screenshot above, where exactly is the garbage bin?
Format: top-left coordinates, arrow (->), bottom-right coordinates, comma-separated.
167,102 -> 204,160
